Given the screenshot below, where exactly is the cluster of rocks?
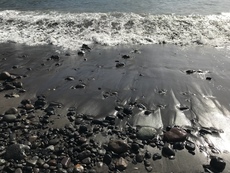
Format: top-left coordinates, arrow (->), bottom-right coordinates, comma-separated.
185,69 -> 212,81
0,71 -> 26,98
0,93 -> 226,173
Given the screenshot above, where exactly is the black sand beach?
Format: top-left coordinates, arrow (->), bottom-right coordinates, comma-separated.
1,43 -> 230,173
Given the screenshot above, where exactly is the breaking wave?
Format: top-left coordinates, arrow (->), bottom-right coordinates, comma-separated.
0,10 -> 230,50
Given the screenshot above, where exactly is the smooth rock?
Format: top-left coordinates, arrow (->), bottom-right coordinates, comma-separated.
74,164 -> 84,173
108,140 -> 129,154
115,157 -> 128,171
185,141 -> 195,151
162,143 -> 175,158
152,153 -> 162,161
3,114 -> 17,122
0,71 -> 11,80
116,62 -> 125,68
5,144 -> 28,160
5,107 -> 18,115
137,127 -> 157,140
210,157 -> 226,172
163,127 -> 187,142
136,153 -> 144,163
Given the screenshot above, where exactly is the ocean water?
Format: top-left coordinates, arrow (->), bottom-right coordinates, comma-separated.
0,0 -> 230,50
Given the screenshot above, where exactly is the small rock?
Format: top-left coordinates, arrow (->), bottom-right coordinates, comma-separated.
13,81 -> 23,88
0,71 -> 11,80
152,153 -> 162,161
123,107 -> 133,115
81,157 -> 91,164
78,50 -> 85,56
116,62 -> 125,68
136,153 -> 145,163
103,153 -> 112,165
78,150 -> 91,160
145,166 -> 153,172
173,142 -> 185,150
186,69 -> 196,74
50,55 -> 60,60
122,55 -> 131,59
75,84 -> 86,89
81,44 -> 91,50
65,77 -> 75,81
74,164 -> 84,173
5,144 -> 29,160
136,127 -> 156,140
3,114 -> 17,122
115,157 -> 128,171
206,77 -> 212,81
162,143 -> 175,158
185,141 -> 195,151
210,157 -> 226,172
108,140 -> 130,154
14,168 -> 23,173
5,107 -> 18,115
163,127 -> 187,142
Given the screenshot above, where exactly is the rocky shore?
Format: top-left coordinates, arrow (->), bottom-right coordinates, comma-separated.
0,43 -> 230,173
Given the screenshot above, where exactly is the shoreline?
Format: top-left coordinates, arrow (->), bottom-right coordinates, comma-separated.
0,42 -> 230,172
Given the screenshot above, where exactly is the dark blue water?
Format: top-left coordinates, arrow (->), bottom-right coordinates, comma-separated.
0,0 -> 230,15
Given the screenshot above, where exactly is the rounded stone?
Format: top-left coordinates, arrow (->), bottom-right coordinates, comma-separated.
136,127 -> 157,140
3,114 -> 17,122
210,157 -> 226,172
108,140 -> 130,154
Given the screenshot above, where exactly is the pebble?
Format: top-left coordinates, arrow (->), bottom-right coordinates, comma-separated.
5,107 -> 18,115
50,55 -> 60,60
116,62 -> 125,68
136,153 -> 145,163
65,76 -> 75,81
74,164 -> 84,173
0,71 -> 11,80
115,157 -> 128,171
5,144 -> 28,160
185,141 -> 196,151
163,127 -> 188,142
3,114 -> 17,122
152,153 -> 162,161
210,156 -> 226,172
108,140 -> 130,154
145,166 -> 153,172
136,127 -> 157,140
75,84 -> 86,89
162,143 -> 175,158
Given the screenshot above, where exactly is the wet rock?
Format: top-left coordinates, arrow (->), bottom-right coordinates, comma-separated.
79,125 -> 88,133
123,107 -> 133,115
206,77 -> 212,81
0,71 -> 11,80
173,142 -> 185,150
210,157 -> 226,172
145,151 -> 152,159
162,143 -> 175,158
136,127 -> 157,140
103,153 -> 112,165
108,140 -> 130,154
50,55 -> 60,60
26,157 -> 38,166
75,84 -> 86,89
3,114 -> 17,122
74,164 -> 84,173
24,104 -> 35,110
4,83 -> 16,90
145,166 -> 153,172
152,153 -> 162,161
115,157 -> 128,171
5,144 -> 29,160
81,44 -> 91,50
122,55 -> 131,59
163,127 -> 187,142
136,153 -> 145,163
116,62 -> 125,68
65,77 -> 75,81
78,50 -> 85,56
185,141 -> 195,151
13,81 -> 23,88
186,69 -> 196,74
78,150 -> 91,160
131,142 -> 140,152
5,107 -> 18,115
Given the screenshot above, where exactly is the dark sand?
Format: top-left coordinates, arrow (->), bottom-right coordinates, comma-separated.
1,43 -> 230,172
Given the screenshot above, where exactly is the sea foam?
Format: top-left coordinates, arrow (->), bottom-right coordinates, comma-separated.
0,10 -> 230,50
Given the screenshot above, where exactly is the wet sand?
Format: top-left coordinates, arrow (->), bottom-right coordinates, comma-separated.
1,43 -> 230,172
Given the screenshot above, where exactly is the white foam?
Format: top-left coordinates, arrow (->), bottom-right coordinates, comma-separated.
0,10 -> 230,50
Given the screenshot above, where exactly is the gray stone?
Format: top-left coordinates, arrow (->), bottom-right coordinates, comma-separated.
108,140 -> 130,154
3,114 -> 17,122
5,107 -> 18,115
136,127 -> 157,140
115,157 -> 128,171
0,71 -> 11,80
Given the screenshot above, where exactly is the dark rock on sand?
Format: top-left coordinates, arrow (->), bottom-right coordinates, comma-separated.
81,44 -> 91,50
152,153 -> 162,160
186,69 -> 196,74
136,152 -> 145,163
122,55 -> 131,59
185,141 -> 196,151
13,81 -> 23,88
75,84 -> 86,89
65,76 -> 75,81
145,166 -> 153,172
115,157 -> 128,171
136,127 -> 157,140
78,50 -> 85,56
163,127 -> 188,142
103,153 -> 112,165
210,157 -> 226,172
0,71 -> 11,80
3,114 -> 17,122
173,142 -> 185,150
50,55 -> 60,60
108,140 -> 129,154
116,62 -> 125,68
162,143 -> 175,158
5,107 -> 18,114
5,144 -> 29,160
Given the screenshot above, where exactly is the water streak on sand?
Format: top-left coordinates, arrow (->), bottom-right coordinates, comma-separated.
0,10 -> 230,50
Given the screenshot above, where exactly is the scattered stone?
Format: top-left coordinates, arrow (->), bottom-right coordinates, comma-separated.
81,44 -> 91,50
78,50 -> 85,56
75,84 -> 86,89
108,140 -> 130,154
78,150 -> 91,160
152,153 -> 162,161
5,107 -> 18,115
162,143 -> 175,158
173,142 -> 185,150
50,55 -> 60,60
122,55 -> 131,59
206,77 -> 212,81
3,114 -> 17,122
185,141 -> 196,151
209,157 -> 225,172
186,69 -> 196,74
0,71 -> 11,80
145,166 -> 153,172
136,127 -> 157,140
116,62 -> 125,68
13,81 -> 23,88
65,77 -> 75,81
115,157 -> 128,171
123,107 -> 133,115
163,127 -> 188,142
5,144 -> 29,160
